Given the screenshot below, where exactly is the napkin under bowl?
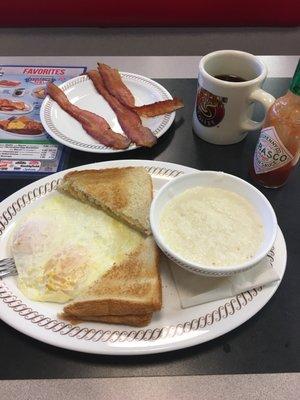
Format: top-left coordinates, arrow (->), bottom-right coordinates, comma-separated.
169,236 -> 280,308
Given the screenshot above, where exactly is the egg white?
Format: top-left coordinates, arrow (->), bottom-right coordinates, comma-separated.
11,193 -> 143,303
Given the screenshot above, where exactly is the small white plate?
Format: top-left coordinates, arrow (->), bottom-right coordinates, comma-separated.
0,160 -> 287,355
0,103 -> 33,115
40,74 -> 176,153
0,129 -> 46,139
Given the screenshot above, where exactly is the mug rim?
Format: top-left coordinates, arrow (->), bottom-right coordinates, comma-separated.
199,50 -> 267,87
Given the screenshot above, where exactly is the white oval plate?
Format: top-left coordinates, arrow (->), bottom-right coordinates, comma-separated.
40,74 -> 176,153
0,160 -> 286,355
0,127 -> 45,139
0,102 -> 33,115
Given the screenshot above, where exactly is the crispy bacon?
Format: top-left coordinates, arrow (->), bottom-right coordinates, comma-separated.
0,98 -> 27,111
133,98 -> 184,117
88,70 -> 157,148
0,80 -> 20,87
97,63 -> 135,108
47,83 -> 130,150
97,64 -> 184,118
0,119 -> 9,130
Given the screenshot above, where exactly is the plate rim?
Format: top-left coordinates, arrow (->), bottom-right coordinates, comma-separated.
39,73 -> 176,154
0,159 -> 287,355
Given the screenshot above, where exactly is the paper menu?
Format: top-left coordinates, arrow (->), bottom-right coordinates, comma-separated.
0,65 -> 86,176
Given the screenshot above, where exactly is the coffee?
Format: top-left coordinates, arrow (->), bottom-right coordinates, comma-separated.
214,74 -> 246,83
193,50 -> 275,144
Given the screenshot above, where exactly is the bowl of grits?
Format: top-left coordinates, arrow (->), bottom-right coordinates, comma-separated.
150,171 -> 277,276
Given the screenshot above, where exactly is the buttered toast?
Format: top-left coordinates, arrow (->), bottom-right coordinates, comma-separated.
59,167 -> 161,327
63,236 -> 161,327
59,167 -> 152,235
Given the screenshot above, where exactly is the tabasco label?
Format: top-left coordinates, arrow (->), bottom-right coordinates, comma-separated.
196,87 -> 226,127
254,126 -> 293,174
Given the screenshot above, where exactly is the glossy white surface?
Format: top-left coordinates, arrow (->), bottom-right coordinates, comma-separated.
193,50 -> 276,144
150,171 -> 277,276
40,73 -> 175,153
0,160 -> 286,355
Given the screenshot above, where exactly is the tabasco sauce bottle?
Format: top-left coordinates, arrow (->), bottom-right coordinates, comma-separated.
250,59 -> 300,188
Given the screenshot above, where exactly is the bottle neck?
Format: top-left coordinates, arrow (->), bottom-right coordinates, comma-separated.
289,59 -> 300,96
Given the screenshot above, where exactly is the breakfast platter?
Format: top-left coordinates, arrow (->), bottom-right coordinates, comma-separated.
0,102 -> 33,115
0,159 -> 287,355
40,73 -> 176,153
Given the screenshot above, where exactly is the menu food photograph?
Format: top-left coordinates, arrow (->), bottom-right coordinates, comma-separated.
0,65 -> 86,175
0,7 -> 299,400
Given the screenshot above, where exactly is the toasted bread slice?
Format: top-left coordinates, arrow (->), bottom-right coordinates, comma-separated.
60,312 -> 152,327
63,236 -> 161,326
73,313 -> 153,327
59,167 -> 152,235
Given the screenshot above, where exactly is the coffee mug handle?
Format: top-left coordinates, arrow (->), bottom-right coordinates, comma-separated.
241,89 -> 275,132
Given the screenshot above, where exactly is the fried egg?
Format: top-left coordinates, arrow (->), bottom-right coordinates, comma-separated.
11,193 -> 143,303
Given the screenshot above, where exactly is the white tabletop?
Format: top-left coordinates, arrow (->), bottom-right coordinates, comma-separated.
0,56 -> 298,78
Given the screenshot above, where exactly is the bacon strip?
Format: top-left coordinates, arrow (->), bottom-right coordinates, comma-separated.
0,99 -> 27,111
97,64 -> 184,118
0,80 -> 20,87
133,98 -> 184,117
97,63 -> 135,108
47,83 -> 130,150
88,70 -> 157,148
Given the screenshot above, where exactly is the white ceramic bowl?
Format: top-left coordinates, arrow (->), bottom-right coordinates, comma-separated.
150,171 -> 277,277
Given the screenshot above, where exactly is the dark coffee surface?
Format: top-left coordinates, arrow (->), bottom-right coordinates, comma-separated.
214,74 -> 246,82
0,78 -> 299,379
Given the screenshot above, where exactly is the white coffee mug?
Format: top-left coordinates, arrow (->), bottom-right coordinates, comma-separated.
192,50 -> 275,145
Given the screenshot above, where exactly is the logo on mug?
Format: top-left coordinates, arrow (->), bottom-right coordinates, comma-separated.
196,87 -> 226,127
